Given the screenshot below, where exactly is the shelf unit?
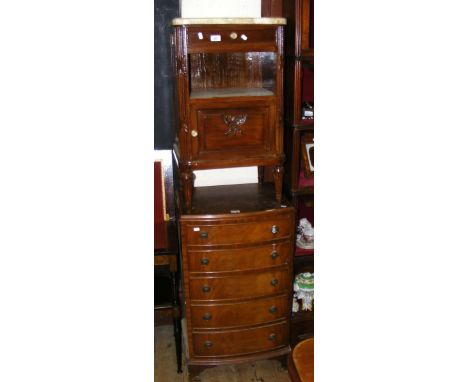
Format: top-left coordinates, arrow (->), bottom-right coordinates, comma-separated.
283,0 -> 314,347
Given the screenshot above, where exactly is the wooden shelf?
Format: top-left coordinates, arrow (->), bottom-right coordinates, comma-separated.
191,87 -> 274,99
294,187 -> 314,196
291,309 -> 314,322
293,119 -> 314,128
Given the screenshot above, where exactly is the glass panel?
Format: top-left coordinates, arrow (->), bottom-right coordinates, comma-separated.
189,52 -> 276,99
301,63 -> 314,120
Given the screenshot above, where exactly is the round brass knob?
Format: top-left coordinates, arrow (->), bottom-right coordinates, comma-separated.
269,306 -> 278,314
271,225 -> 279,234
230,32 -> 237,39
204,341 -> 213,348
202,285 -> 211,293
200,258 -> 209,265
191,130 -> 198,137
271,250 -> 279,259
271,279 -> 279,286
268,333 -> 276,341
203,313 -> 212,321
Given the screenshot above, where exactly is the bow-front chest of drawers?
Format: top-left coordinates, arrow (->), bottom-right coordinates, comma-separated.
179,185 -> 294,376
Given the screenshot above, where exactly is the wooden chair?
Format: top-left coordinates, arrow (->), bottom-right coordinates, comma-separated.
288,338 -> 314,382
154,150 -> 182,373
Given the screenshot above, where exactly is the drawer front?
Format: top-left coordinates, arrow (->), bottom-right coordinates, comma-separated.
185,217 -> 292,246
192,321 -> 287,357
189,242 -> 291,272
191,294 -> 289,329
186,26 -> 278,53
190,102 -> 276,162
190,268 -> 290,301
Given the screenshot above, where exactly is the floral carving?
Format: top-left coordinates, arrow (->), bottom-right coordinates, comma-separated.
223,114 -> 247,136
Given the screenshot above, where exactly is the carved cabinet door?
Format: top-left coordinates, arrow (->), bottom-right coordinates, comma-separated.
189,100 -> 277,162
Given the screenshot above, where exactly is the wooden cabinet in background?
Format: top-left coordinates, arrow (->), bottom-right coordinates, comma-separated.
283,0 -> 314,347
172,18 -> 286,212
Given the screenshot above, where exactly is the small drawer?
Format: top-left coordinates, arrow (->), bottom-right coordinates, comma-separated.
190,268 -> 289,301
186,217 -> 292,246
191,295 -> 289,329
188,242 -> 291,272
192,321 -> 287,357
186,26 -> 278,53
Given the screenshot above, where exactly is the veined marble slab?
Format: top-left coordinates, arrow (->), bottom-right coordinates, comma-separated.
172,17 -> 286,26
191,87 -> 274,99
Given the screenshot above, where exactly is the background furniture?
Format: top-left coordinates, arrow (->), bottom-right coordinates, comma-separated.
172,18 -> 286,211
154,150 -> 182,373
178,183 -> 294,381
288,338 -> 314,382
283,0 -> 314,346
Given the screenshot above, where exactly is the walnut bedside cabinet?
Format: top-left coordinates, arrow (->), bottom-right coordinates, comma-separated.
171,18 -> 287,211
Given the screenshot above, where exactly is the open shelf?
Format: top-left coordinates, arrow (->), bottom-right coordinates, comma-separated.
294,119 -> 314,128
295,247 -> 314,257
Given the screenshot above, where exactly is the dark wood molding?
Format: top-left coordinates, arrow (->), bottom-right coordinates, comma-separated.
262,0 -> 284,17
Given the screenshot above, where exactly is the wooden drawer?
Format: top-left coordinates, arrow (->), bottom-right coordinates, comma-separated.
186,26 -> 278,53
191,294 -> 289,329
190,268 -> 290,301
189,101 -> 276,162
188,241 -> 291,272
185,216 -> 292,246
192,321 -> 287,357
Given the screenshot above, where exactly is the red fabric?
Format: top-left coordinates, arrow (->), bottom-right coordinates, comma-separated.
298,168 -> 314,188
155,162 -> 165,249
154,222 -> 167,250
302,65 -> 313,102
154,162 -> 164,223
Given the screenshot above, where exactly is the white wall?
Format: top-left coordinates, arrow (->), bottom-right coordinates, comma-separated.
181,0 -> 261,18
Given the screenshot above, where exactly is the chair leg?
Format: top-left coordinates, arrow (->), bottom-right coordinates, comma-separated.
171,271 -> 183,373
174,314 -> 182,373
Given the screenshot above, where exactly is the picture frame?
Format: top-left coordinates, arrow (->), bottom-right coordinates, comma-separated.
301,132 -> 314,177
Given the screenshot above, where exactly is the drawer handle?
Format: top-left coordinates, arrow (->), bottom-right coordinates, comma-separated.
269,333 -> 276,342
269,306 -> 278,314
271,279 -> 279,286
204,341 -> 213,348
200,258 -> 209,265
191,129 -> 198,137
223,113 -> 247,136
200,231 -> 208,239
271,250 -> 279,260
202,285 -> 211,293
203,313 -> 212,321
271,225 -> 279,234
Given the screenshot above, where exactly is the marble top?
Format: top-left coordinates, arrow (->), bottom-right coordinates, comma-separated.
172,17 -> 286,26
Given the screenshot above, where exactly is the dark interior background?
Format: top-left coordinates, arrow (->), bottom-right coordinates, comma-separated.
155,0 -> 180,149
